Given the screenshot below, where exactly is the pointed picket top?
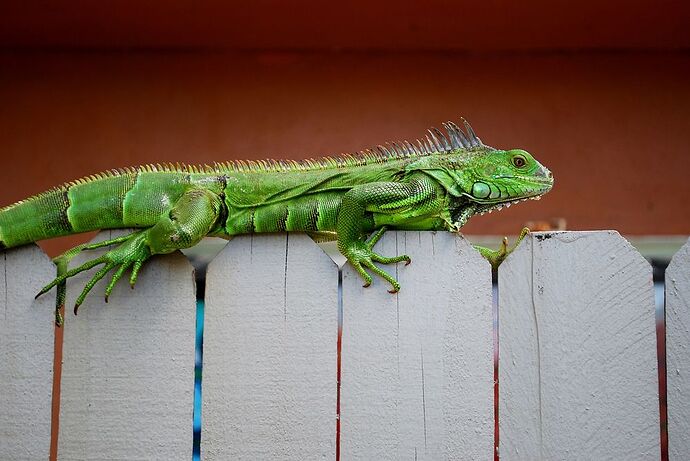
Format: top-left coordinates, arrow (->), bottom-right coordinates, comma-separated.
202,233 -> 338,460
58,230 -> 196,459
0,244 -> 55,460
340,231 -> 493,459
499,231 -> 659,460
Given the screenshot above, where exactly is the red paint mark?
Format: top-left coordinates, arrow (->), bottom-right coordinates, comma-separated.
336,323 -> 343,461
49,303 -> 65,461
657,312 -> 668,461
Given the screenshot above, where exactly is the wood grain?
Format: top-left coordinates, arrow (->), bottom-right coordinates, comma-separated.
202,233 -> 338,459
499,231 -> 659,460
340,231 -> 493,459
58,230 -> 196,460
0,244 -> 54,460
666,237 -> 690,460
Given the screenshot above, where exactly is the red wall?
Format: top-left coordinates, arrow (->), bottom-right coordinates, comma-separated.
1,3 -> 689,256
2,1 -> 689,50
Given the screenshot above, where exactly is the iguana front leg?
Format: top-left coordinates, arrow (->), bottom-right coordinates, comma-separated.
37,187 -> 223,317
337,175 -> 445,292
473,227 -> 530,271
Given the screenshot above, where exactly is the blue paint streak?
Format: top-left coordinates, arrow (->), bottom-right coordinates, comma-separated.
193,298 -> 204,461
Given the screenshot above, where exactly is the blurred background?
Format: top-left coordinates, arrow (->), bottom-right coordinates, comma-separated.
1,1 -> 689,259
1,3 -> 688,460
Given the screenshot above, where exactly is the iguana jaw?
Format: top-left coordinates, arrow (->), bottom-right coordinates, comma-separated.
461,178 -> 552,215
469,169 -> 554,216
476,194 -> 544,216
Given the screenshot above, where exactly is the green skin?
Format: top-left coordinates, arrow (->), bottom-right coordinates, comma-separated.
0,121 -> 553,323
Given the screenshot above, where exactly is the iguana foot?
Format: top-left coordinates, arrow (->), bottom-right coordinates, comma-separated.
37,187 -> 223,321
474,227 -> 530,271
37,231 -> 151,314
343,226 -> 411,293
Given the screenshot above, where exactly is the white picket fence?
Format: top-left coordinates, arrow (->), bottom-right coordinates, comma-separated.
1,231 -> 688,460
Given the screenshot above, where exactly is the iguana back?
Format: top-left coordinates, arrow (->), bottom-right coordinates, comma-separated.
0,119 -> 553,322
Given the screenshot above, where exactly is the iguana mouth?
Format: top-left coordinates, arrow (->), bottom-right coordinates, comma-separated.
476,194 -> 544,216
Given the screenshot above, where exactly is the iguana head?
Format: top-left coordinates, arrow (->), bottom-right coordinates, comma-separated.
461,148 -> 554,215
398,120 -> 553,221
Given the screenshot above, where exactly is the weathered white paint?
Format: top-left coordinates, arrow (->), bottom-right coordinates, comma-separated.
666,237 -> 690,460
499,231 -> 659,460
0,244 -> 54,460
340,231 -> 493,460
202,234 -> 338,460
1,230 -> 675,459
58,230 -> 196,460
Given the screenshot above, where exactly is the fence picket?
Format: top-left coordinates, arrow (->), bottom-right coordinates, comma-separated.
1,230 -> 678,459
57,230 -> 196,460
666,237 -> 690,460
340,231 -> 493,460
0,244 -> 55,460
202,234 -> 338,459
499,231 -> 659,459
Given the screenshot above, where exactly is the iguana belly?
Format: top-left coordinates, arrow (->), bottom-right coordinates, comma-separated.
224,191 -> 344,235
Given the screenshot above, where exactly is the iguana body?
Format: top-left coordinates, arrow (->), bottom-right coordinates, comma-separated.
0,120 -> 553,322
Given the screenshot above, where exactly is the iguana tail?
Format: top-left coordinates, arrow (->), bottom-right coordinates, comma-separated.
0,187 -> 80,250
0,181 -> 136,326
2,170 -> 226,324
0,171 -> 157,250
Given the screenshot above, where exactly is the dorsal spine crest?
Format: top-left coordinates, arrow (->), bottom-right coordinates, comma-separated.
2,119 -> 487,211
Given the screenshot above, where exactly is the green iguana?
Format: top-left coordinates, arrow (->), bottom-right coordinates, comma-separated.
0,120 -> 553,324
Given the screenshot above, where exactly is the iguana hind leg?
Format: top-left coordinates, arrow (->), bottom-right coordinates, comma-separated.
38,187 -> 223,320
49,234 -> 133,325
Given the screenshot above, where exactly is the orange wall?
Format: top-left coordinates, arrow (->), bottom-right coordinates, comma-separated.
1,51 -> 689,255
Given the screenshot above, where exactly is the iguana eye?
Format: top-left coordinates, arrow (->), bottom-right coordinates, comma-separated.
512,155 -> 526,168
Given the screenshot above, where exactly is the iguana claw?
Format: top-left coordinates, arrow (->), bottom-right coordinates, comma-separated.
474,227 -> 530,271
343,226 -> 410,293
36,231 -> 151,316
